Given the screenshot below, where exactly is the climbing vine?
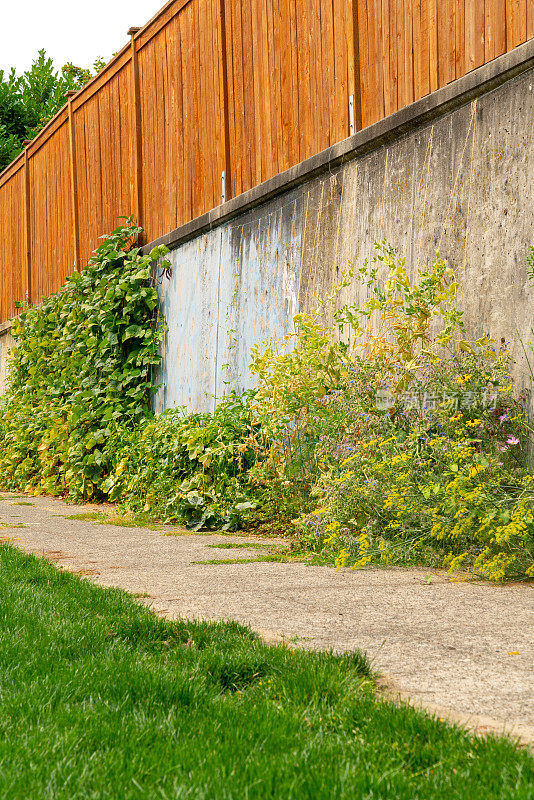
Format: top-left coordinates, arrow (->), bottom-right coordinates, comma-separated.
0,220 -> 167,497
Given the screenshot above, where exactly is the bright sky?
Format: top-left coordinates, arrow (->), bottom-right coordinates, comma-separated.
1,0 -> 166,76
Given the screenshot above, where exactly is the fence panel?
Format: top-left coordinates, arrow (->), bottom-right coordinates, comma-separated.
28,115 -> 72,305
72,59 -> 133,268
0,163 -> 25,321
359,0 -> 517,127
225,0 -> 357,196
135,0 -> 226,240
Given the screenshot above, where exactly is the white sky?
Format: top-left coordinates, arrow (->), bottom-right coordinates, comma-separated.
1,1 -> 166,76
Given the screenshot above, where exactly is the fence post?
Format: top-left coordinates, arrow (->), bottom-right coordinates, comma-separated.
22,140 -> 32,304
348,0 -> 363,133
65,91 -> 80,270
128,27 -> 143,235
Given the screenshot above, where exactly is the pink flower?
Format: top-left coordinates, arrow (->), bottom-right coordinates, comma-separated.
506,436 -> 519,446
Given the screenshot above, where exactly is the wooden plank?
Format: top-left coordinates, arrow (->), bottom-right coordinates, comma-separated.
518,0 -> 528,44
359,0 -> 374,125
403,0 -> 414,105
288,0 -> 300,161
510,0 -> 528,46
429,0 -> 438,91
180,8 -> 193,223
455,0 -> 465,79
528,0 -> 534,40
412,0 -> 422,100
117,65 -> 132,221
274,0 -> 290,169
23,144 -> 32,302
395,0 -> 406,108
140,39 -> 157,237
164,20 -> 178,227
348,0 -> 363,131
374,0 -> 386,121
465,0 -> 485,73
192,0 -> 204,215
381,0 -> 393,114
506,0 -> 521,49
197,0 -> 212,212
437,0 -> 452,86
230,0 -> 245,197
266,0 -> 280,178
267,0 -> 282,172
326,0 -> 340,142
66,93 -> 80,270
387,0 -> 399,113
192,1 -> 204,215
223,0 -> 236,196
259,0 -> 274,179
129,29 -> 143,232
412,0 -> 424,101
241,0 -> 255,190
420,0 -> 431,97
293,0 -> 304,155
218,0 -> 233,201
295,0 -> 312,154
312,0 -> 328,153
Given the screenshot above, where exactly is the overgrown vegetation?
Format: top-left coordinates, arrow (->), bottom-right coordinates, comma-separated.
1,223 -> 533,580
0,221 -> 165,497
0,221 -> 268,531
0,50 -> 106,170
252,244 -> 534,581
0,543 -> 531,799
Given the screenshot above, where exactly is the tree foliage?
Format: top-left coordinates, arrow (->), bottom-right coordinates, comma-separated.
0,50 -> 106,170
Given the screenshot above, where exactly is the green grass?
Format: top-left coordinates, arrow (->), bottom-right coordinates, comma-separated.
192,554 -> 295,565
62,511 -> 282,540
206,542 -> 286,550
0,545 -> 531,799
62,511 -> 183,533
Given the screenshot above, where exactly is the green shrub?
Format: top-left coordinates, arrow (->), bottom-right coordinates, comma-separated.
0,220 -> 166,497
252,243 -> 534,580
100,392 -> 267,530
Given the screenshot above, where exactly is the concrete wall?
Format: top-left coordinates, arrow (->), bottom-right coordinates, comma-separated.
154,45 -> 534,413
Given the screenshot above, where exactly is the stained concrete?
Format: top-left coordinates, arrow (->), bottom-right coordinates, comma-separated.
155,55 -> 534,412
1,492 -> 533,745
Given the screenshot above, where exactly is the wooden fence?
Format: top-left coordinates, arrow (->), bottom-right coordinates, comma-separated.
1,0 -> 532,322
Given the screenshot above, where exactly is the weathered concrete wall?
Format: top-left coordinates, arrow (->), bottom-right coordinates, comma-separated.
155,194 -> 302,412
0,323 -> 14,396
155,52 -> 534,412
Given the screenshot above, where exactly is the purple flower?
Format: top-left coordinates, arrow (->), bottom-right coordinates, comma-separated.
506,436 -> 519,446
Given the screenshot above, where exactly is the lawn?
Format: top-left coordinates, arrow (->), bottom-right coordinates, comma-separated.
0,544 -> 531,799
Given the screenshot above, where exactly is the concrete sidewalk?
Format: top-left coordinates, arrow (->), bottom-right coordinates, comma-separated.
1,492 -> 533,745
